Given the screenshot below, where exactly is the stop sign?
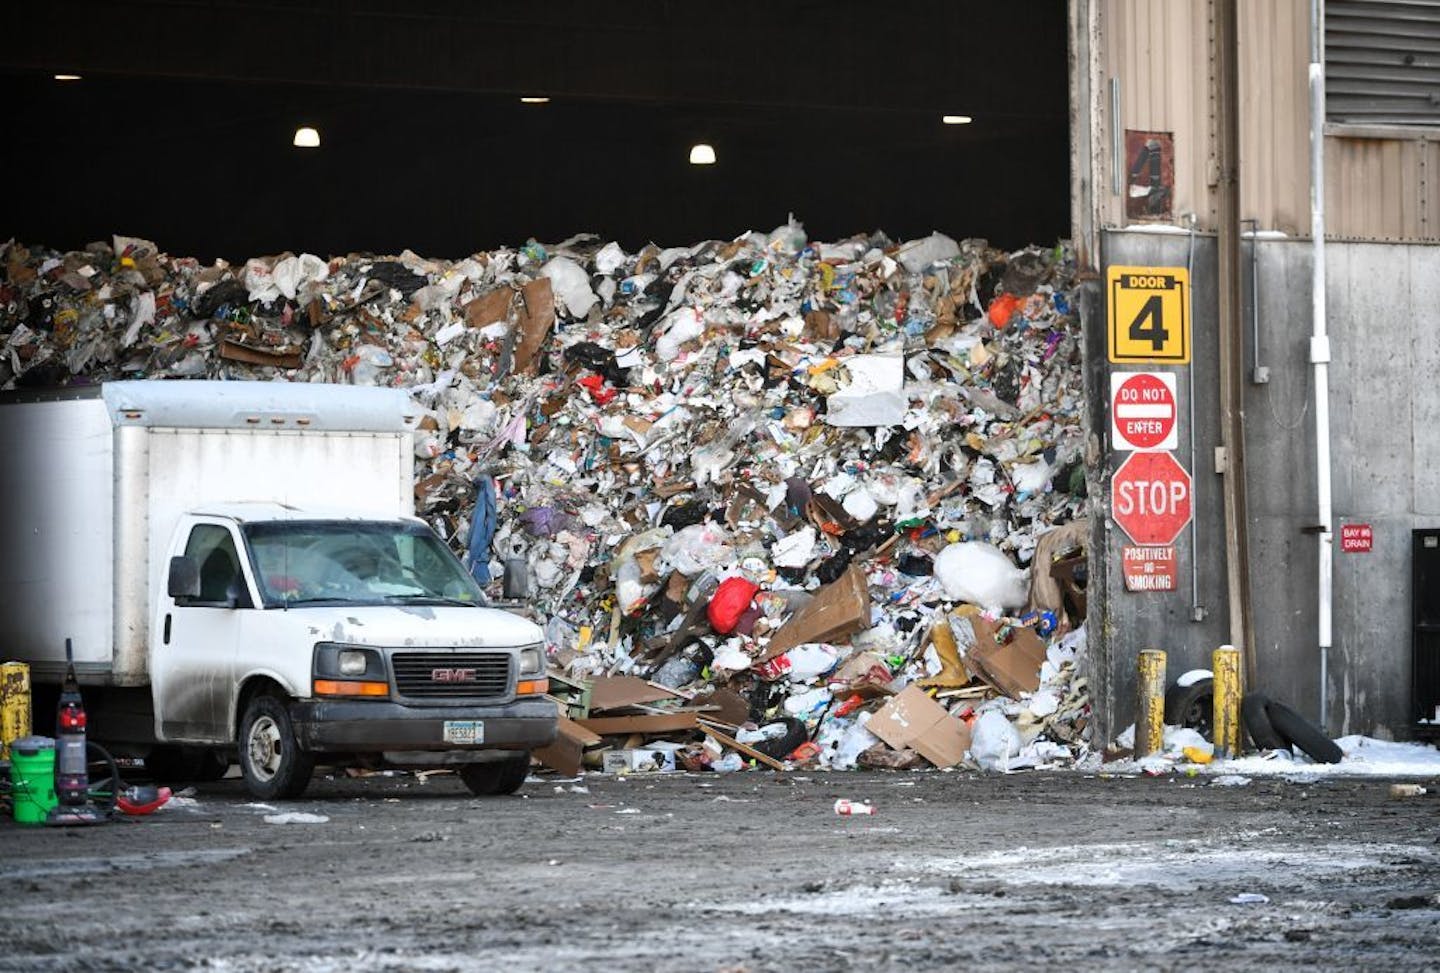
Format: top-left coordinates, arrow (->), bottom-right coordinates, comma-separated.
1111,451 -> 1192,545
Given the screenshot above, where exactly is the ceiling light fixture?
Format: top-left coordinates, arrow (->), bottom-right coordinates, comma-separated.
54,74 -> 82,81
520,96 -> 551,104
942,114 -> 973,125
292,126 -> 320,148
688,143 -> 716,165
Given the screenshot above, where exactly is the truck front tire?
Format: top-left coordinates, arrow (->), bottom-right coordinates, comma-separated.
458,754 -> 530,796
239,695 -> 315,800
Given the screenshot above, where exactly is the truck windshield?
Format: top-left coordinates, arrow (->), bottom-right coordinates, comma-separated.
243,520 -> 485,608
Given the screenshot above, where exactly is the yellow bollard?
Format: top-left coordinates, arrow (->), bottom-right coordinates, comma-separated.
1,661 -> 32,761
1212,645 -> 1242,758
1136,649 -> 1166,758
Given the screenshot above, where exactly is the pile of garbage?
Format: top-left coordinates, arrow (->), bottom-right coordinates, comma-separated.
0,224 -> 1092,774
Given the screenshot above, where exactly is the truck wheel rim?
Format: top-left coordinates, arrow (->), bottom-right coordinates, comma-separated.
247,715 -> 283,782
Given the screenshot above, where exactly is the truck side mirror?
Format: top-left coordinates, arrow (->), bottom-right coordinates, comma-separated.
168,556 -> 200,599
502,557 -> 530,600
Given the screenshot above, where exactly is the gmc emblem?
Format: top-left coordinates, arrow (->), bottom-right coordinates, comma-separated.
431,667 -> 477,683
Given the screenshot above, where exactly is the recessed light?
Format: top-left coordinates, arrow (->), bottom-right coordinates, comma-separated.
54,74 -> 82,81
520,96 -> 551,104
292,126 -> 320,148
688,143 -> 717,165
942,114 -> 973,125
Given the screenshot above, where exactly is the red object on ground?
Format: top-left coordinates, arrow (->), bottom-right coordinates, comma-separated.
116,785 -> 172,816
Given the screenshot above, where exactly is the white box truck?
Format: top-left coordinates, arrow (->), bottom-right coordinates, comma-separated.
0,381 -> 557,799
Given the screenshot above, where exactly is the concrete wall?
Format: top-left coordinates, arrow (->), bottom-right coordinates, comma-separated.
1089,228 -> 1440,743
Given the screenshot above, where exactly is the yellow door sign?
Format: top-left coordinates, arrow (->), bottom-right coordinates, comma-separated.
1107,265 -> 1191,364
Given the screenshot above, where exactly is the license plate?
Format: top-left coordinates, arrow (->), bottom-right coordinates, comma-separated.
443,720 -> 484,745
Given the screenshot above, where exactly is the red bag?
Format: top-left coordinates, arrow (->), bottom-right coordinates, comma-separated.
988,292 -> 1022,328
707,576 -> 760,634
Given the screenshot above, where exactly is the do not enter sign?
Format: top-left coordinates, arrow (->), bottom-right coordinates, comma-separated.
1111,450 -> 1193,545
1110,371 -> 1178,450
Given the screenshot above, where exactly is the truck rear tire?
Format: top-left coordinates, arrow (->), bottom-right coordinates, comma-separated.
459,754 -> 530,796
239,695 -> 315,800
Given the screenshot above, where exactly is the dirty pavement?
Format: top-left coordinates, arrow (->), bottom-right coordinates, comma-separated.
3,770 -> 1439,972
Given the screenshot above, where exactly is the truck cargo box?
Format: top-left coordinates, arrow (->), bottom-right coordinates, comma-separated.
0,381 -> 420,686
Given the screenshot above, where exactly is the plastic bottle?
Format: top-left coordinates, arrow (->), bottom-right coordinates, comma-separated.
833,798 -> 877,816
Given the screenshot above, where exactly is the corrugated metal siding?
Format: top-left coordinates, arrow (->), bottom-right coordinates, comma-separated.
1100,0 -> 1214,226
1093,0 -> 1437,241
1240,0 -> 1311,234
1327,0 -> 1440,125
1099,0 -> 1313,233
1326,133 -> 1440,238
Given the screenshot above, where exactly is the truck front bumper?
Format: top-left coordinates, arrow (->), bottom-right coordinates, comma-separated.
289,696 -> 559,756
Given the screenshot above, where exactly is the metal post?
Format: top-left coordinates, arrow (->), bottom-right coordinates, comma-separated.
1215,0 -> 1256,689
1310,0 -> 1334,732
1136,649 -> 1167,758
1213,645 -> 1242,758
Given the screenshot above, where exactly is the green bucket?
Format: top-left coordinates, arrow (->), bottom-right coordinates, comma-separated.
9,735 -> 58,825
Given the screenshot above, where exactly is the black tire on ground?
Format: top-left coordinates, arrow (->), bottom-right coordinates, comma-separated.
1164,678 -> 1214,738
1242,692 -> 1289,751
1265,697 -> 1343,764
238,695 -> 315,800
753,717 -> 809,761
459,755 -> 531,796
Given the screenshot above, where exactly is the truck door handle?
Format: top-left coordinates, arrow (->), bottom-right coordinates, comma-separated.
163,613 -> 172,645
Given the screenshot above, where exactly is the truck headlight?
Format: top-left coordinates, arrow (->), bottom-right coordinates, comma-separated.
519,646 -> 544,675
312,644 -> 389,699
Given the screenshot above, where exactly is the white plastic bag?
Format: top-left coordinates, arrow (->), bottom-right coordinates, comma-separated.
933,542 -> 1030,610
660,524 -> 734,576
970,710 -> 1022,771
539,257 -> 599,319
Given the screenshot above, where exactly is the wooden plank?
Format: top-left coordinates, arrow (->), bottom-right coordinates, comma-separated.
700,724 -> 787,772
532,716 -> 603,775
575,712 -> 699,735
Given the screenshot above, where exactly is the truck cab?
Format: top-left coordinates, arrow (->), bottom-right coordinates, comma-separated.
158,505 -> 556,799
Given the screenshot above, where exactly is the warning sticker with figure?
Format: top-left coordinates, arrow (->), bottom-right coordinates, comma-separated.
1107,265 -> 1191,365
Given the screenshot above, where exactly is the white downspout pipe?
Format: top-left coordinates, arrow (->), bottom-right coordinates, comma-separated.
1310,0 -> 1333,729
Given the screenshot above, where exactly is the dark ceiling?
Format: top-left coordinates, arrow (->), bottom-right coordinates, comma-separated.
1,1 -> 1071,262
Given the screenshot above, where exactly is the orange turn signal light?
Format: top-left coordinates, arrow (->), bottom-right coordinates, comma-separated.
314,679 -> 389,697
516,678 -> 549,696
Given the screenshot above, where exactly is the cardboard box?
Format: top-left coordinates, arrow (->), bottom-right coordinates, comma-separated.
602,746 -> 677,774
866,684 -> 971,768
964,616 -> 1046,699
760,565 -> 871,660
588,674 -> 679,713
513,277 -> 556,374
532,715 -> 603,776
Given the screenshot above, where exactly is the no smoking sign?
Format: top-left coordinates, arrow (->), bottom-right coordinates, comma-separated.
1110,371 -> 1178,451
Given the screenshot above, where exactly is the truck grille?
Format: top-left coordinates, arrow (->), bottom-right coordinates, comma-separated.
391,651 -> 513,700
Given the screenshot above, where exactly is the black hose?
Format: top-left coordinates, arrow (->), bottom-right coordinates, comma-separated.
82,741 -> 122,817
